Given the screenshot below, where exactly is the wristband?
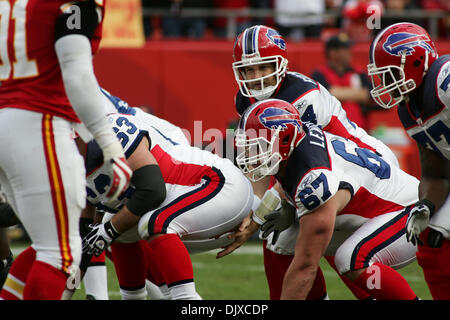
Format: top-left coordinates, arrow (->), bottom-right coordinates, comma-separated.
252,188 -> 281,225
416,199 -> 436,217
104,220 -> 120,239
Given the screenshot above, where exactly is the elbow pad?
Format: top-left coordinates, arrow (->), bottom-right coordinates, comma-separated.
126,165 -> 166,217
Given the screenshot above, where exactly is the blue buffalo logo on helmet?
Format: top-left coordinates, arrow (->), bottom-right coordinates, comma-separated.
383,32 -> 434,57
266,29 -> 286,51
259,107 -> 302,131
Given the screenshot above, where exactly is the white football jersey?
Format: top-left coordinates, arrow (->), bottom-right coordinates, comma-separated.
85,112 -> 232,212
398,56 -> 450,160
281,124 -> 419,232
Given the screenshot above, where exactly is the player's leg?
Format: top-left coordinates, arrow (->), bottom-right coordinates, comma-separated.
418,195 -> 450,299
139,164 -> 253,300
324,256 -> 373,300
83,252 -> 108,300
335,208 -> 418,300
110,241 -> 148,300
416,228 -> 450,300
0,110 -> 84,300
100,212 -> 148,300
262,244 -> 328,300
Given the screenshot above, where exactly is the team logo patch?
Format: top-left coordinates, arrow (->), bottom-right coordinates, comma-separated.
266,29 -> 286,51
259,108 -> 302,131
383,32 -> 434,57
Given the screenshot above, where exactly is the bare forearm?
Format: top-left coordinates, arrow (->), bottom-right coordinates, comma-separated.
280,264 -> 317,300
110,206 -> 140,233
419,177 -> 450,211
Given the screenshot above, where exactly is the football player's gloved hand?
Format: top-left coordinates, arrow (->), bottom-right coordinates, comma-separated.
261,199 -> 296,245
101,142 -> 133,202
82,221 -> 120,256
406,200 -> 435,246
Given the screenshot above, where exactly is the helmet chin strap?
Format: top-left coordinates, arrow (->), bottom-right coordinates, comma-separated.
250,85 -> 277,101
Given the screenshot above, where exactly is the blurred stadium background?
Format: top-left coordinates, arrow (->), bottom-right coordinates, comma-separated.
5,0 -> 449,299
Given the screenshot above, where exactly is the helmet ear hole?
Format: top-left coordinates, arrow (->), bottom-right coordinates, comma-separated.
282,134 -> 290,145
413,60 -> 421,67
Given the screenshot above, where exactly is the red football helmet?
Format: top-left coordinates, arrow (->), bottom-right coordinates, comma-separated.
233,25 -> 288,101
235,99 -> 305,182
367,22 -> 438,109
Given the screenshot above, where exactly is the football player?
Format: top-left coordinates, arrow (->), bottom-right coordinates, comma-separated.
232,25 -> 400,300
226,99 -> 420,299
367,22 -> 450,299
0,0 -> 131,300
79,95 -> 254,300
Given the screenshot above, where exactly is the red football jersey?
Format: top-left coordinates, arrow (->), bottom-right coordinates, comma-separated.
0,0 -> 105,122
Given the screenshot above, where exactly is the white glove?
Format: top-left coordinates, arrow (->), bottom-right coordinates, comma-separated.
81,221 -> 120,256
406,200 -> 434,246
261,199 -> 296,245
101,142 -> 133,202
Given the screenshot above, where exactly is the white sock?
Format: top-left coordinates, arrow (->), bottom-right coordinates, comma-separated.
145,279 -> 167,300
83,265 -> 109,300
169,282 -> 202,300
120,286 -> 147,300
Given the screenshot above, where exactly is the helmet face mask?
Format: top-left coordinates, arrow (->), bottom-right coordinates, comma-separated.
235,127 -> 283,182
367,62 -> 416,109
233,25 -> 288,101
368,22 -> 438,109
233,56 -> 287,101
235,99 -> 305,182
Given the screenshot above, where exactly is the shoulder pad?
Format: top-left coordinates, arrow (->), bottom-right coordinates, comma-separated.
276,72 -> 320,104
107,113 -> 150,158
294,169 -> 339,217
283,126 -> 331,200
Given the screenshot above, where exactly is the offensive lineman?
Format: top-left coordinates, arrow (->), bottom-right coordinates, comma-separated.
0,0 -> 131,300
231,25 -> 399,300
229,98 -> 420,299
367,22 -> 450,299
80,102 -> 254,300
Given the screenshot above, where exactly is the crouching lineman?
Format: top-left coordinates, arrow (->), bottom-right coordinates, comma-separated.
221,99 -> 421,299
81,109 -> 254,300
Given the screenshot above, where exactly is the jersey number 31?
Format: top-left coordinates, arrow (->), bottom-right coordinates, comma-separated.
0,0 -> 38,80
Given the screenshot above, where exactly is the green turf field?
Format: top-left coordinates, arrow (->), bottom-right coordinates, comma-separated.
59,241 -> 432,300
10,241 -> 432,300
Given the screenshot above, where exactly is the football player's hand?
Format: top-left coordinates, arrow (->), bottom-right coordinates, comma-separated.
81,221 -> 120,256
406,201 -> 432,246
216,219 -> 259,259
261,200 -> 296,245
101,142 -> 133,202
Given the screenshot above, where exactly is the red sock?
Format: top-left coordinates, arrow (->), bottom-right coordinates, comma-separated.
416,229 -> 450,300
141,240 -> 162,285
147,234 -> 193,287
23,261 -> 67,300
0,247 -> 36,300
325,256 -> 372,300
111,242 -> 147,290
352,262 -> 417,300
263,243 -> 327,300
